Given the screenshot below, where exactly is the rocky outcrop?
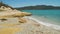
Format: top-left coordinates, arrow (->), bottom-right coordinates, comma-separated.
0,4 -> 32,34
0,2 -> 32,23
0,2 -> 14,10
0,9 -> 31,23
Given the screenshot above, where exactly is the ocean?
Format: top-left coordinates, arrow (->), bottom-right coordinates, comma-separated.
21,10 -> 60,30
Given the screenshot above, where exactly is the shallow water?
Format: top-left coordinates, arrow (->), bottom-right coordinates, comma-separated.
21,10 -> 60,25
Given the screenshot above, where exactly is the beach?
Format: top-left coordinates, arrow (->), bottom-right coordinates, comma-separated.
0,16 -> 60,34
0,7 -> 60,34
29,16 -> 60,30
0,1 -> 60,34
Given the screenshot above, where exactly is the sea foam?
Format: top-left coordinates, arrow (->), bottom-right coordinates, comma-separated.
26,17 -> 60,30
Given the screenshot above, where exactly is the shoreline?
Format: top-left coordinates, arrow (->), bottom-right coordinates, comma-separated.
25,16 -> 60,30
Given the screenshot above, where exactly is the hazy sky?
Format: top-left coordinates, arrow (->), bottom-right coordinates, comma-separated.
1,0 -> 60,7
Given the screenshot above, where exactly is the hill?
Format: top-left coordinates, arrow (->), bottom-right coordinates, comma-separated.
15,5 -> 60,10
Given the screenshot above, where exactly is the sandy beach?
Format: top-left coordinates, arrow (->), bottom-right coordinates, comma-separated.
0,16 -> 60,34
0,6 -> 60,34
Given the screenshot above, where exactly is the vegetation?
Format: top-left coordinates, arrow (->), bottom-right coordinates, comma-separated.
0,1 -> 60,10
0,1 -> 14,10
15,5 -> 60,10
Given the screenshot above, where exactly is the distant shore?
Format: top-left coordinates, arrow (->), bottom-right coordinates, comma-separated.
15,5 -> 60,10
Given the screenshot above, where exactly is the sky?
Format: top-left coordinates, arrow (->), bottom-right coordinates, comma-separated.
1,0 -> 60,7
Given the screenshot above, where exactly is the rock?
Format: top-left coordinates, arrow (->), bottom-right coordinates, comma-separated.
12,12 -> 32,17
0,18 -> 7,22
0,6 -> 12,11
0,10 -> 32,18
22,12 -> 32,16
18,17 -> 27,23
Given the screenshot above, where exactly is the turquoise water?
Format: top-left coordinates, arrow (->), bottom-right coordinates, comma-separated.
21,10 -> 60,25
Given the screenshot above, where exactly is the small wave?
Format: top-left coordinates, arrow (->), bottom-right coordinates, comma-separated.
26,17 -> 60,30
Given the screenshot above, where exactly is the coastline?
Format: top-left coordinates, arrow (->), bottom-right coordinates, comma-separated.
0,3 -> 60,34
26,16 -> 60,30
0,11 -> 60,34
